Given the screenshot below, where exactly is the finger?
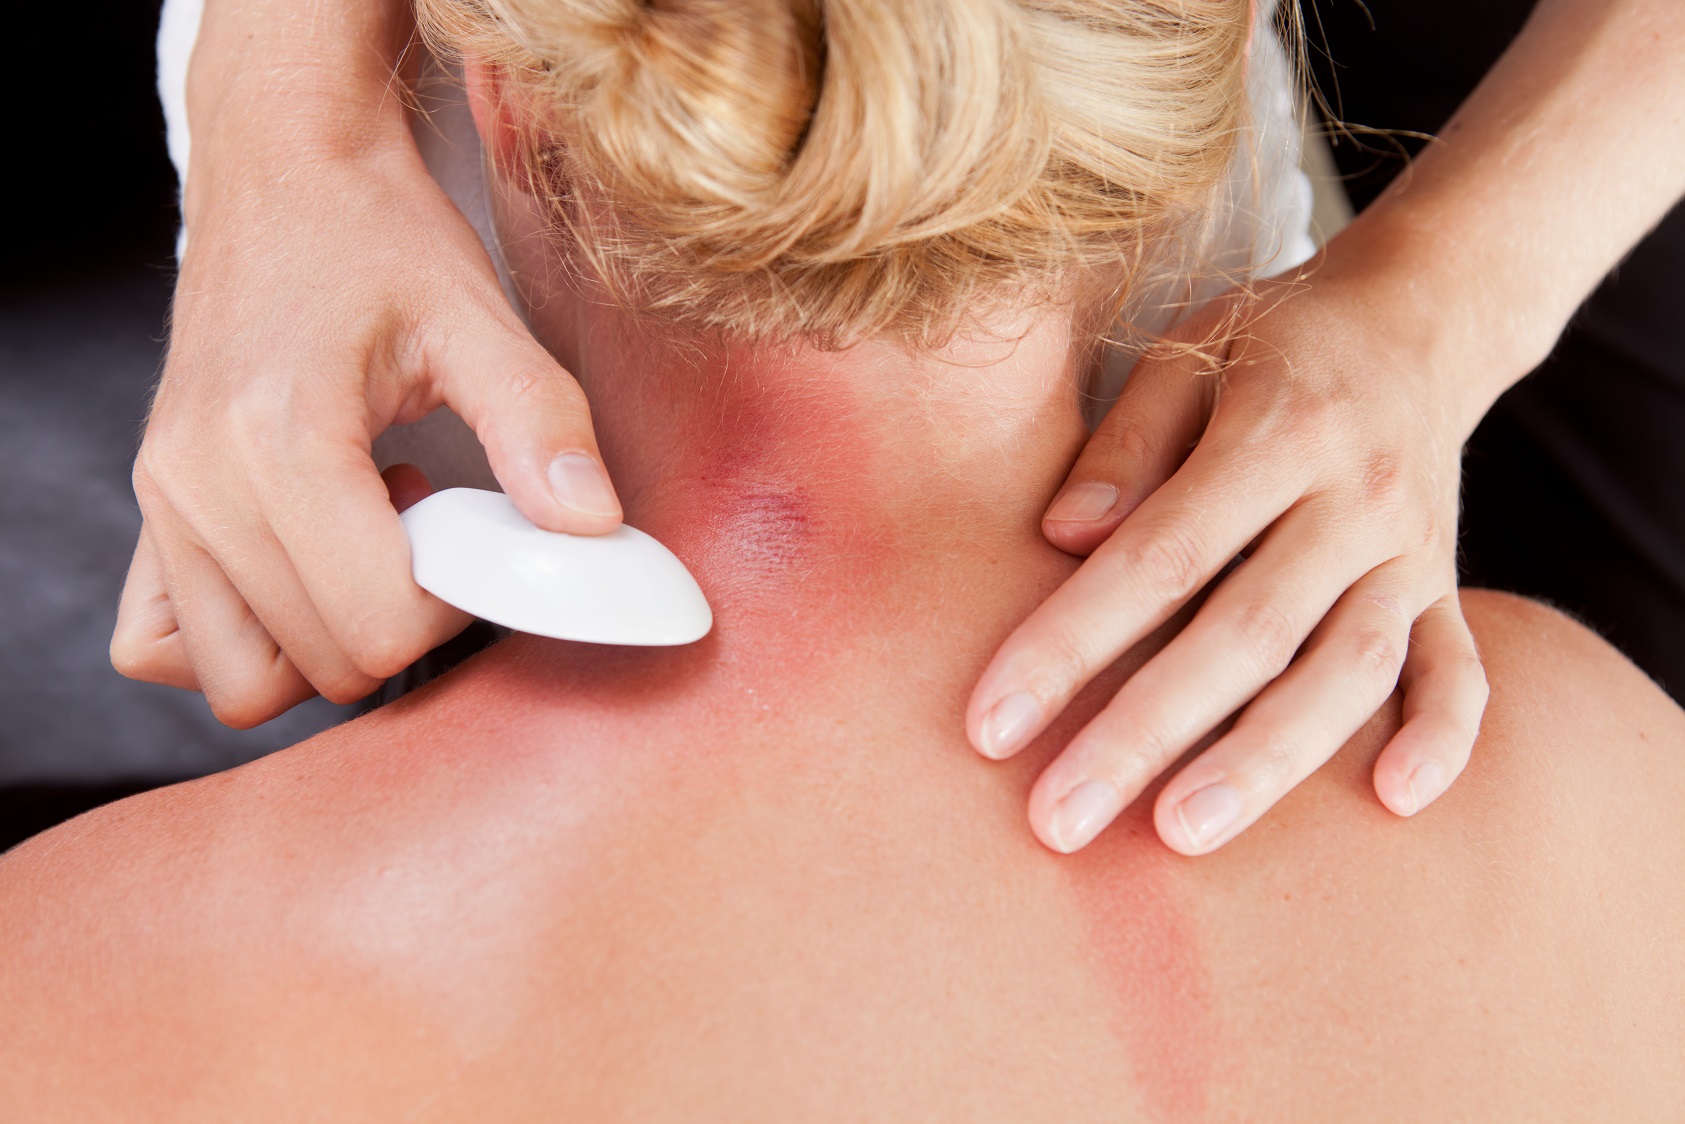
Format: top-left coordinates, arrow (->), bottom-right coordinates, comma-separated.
967,412 -> 1307,761
381,462 -> 435,514
142,444 -> 403,705
246,429 -> 472,683
1143,559 -> 1424,856
110,523 -> 199,691
1024,500 -> 1386,853
438,313 -> 622,535
197,520 -> 390,706
1370,592 -> 1487,817
148,520 -> 317,729
1043,339 -> 1219,557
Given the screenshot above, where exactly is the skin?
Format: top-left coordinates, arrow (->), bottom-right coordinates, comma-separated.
6,280 -> 1684,1119
114,0 -> 1685,858
970,0 -> 1685,854
112,0 -> 622,728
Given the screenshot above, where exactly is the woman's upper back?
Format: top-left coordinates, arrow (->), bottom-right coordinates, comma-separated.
4,588 -> 1682,1121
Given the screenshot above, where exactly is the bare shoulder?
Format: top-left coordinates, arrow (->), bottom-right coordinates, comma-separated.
1288,588 -> 1685,830
2,592 -> 1681,1120
1458,588 -> 1685,799
1366,589 -> 1685,875
1463,586 -> 1679,707
1196,590 -> 1685,1118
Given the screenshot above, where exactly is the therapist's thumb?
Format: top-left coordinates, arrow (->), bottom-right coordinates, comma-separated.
1042,342 -> 1214,557
440,325 -> 623,535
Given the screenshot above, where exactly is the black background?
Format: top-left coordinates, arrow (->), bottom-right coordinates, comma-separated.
1,0 -> 358,851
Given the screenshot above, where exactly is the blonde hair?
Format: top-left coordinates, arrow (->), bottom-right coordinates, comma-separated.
417,0 -> 1255,347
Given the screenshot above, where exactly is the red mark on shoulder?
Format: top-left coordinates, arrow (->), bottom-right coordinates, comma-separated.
1066,804 -> 1223,1122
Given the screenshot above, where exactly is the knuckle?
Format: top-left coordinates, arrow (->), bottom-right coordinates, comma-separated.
317,668 -> 382,706
1417,516 -> 1445,554
207,695 -> 281,731
1107,724 -> 1181,795
1350,626 -> 1404,682
1086,422 -> 1160,474
1358,588 -> 1407,623
1259,385 -> 1326,443
132,446 -> 171,508
1249,733 -> 1301,793
1126,523 -> 1208,602
1276,390 -> 1323,436
506,362 -> 585,410
1457,650 -> 1491,697
1028,624 -> 1105,699
109,632 -> 156,681
341,622 -> 420,681
203,674 -> 292,730
504,365 -> 545,404
195,642 -> 309,729
225,383 -> 288,456
1357,452 -> 1409,517
1232,597 -> 1303,674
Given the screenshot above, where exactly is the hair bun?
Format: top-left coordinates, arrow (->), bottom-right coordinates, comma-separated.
420,0 -> 1254,345
567,1 -> 825,214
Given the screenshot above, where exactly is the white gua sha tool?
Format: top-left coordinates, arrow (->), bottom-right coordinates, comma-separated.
400,488 -> 713,646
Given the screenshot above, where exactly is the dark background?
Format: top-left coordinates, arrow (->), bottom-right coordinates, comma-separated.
13,2 -> 177,282
4,0 -> 1681,852
1303,1 -> 1685,704
1,0 -> 356,849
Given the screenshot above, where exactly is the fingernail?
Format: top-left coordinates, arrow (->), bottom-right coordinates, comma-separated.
1174,783 -> 1244,850
1048,779 -> 1124,853
547,452 -> 621,518
1406,760 -> 1447,815
980,691 -> 1042,759
1045,482 -> 1119,524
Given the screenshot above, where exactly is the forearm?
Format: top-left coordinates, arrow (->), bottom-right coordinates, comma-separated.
1330,0 -> 1685,429
183,0 -> 417,229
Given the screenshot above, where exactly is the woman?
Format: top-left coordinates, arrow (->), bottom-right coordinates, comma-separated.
9,2 -> 1683,1115
116,0 -> 1685,857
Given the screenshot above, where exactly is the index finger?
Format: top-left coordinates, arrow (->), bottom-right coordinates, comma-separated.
255,426 -> 471,681
967,414 -> 1307,760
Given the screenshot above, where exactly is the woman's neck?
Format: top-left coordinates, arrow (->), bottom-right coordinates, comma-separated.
490,174 -> 1096,646
556,297 -> 1093,627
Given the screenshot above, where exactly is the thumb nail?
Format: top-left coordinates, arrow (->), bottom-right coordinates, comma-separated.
547,451 -> 621,518
1045,482 -> 1119,524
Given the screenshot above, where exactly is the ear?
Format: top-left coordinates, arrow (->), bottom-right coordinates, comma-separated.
463,59 -> 529,183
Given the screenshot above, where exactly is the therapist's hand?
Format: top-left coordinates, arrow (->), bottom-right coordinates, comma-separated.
971,0 -> 1685,857
968,255 -> 1493,855
111,142 -> 620,728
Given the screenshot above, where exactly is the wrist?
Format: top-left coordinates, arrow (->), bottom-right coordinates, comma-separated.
181,0 -> 418,226
181,62 -> 419,232
1317,205 -> 1568,437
